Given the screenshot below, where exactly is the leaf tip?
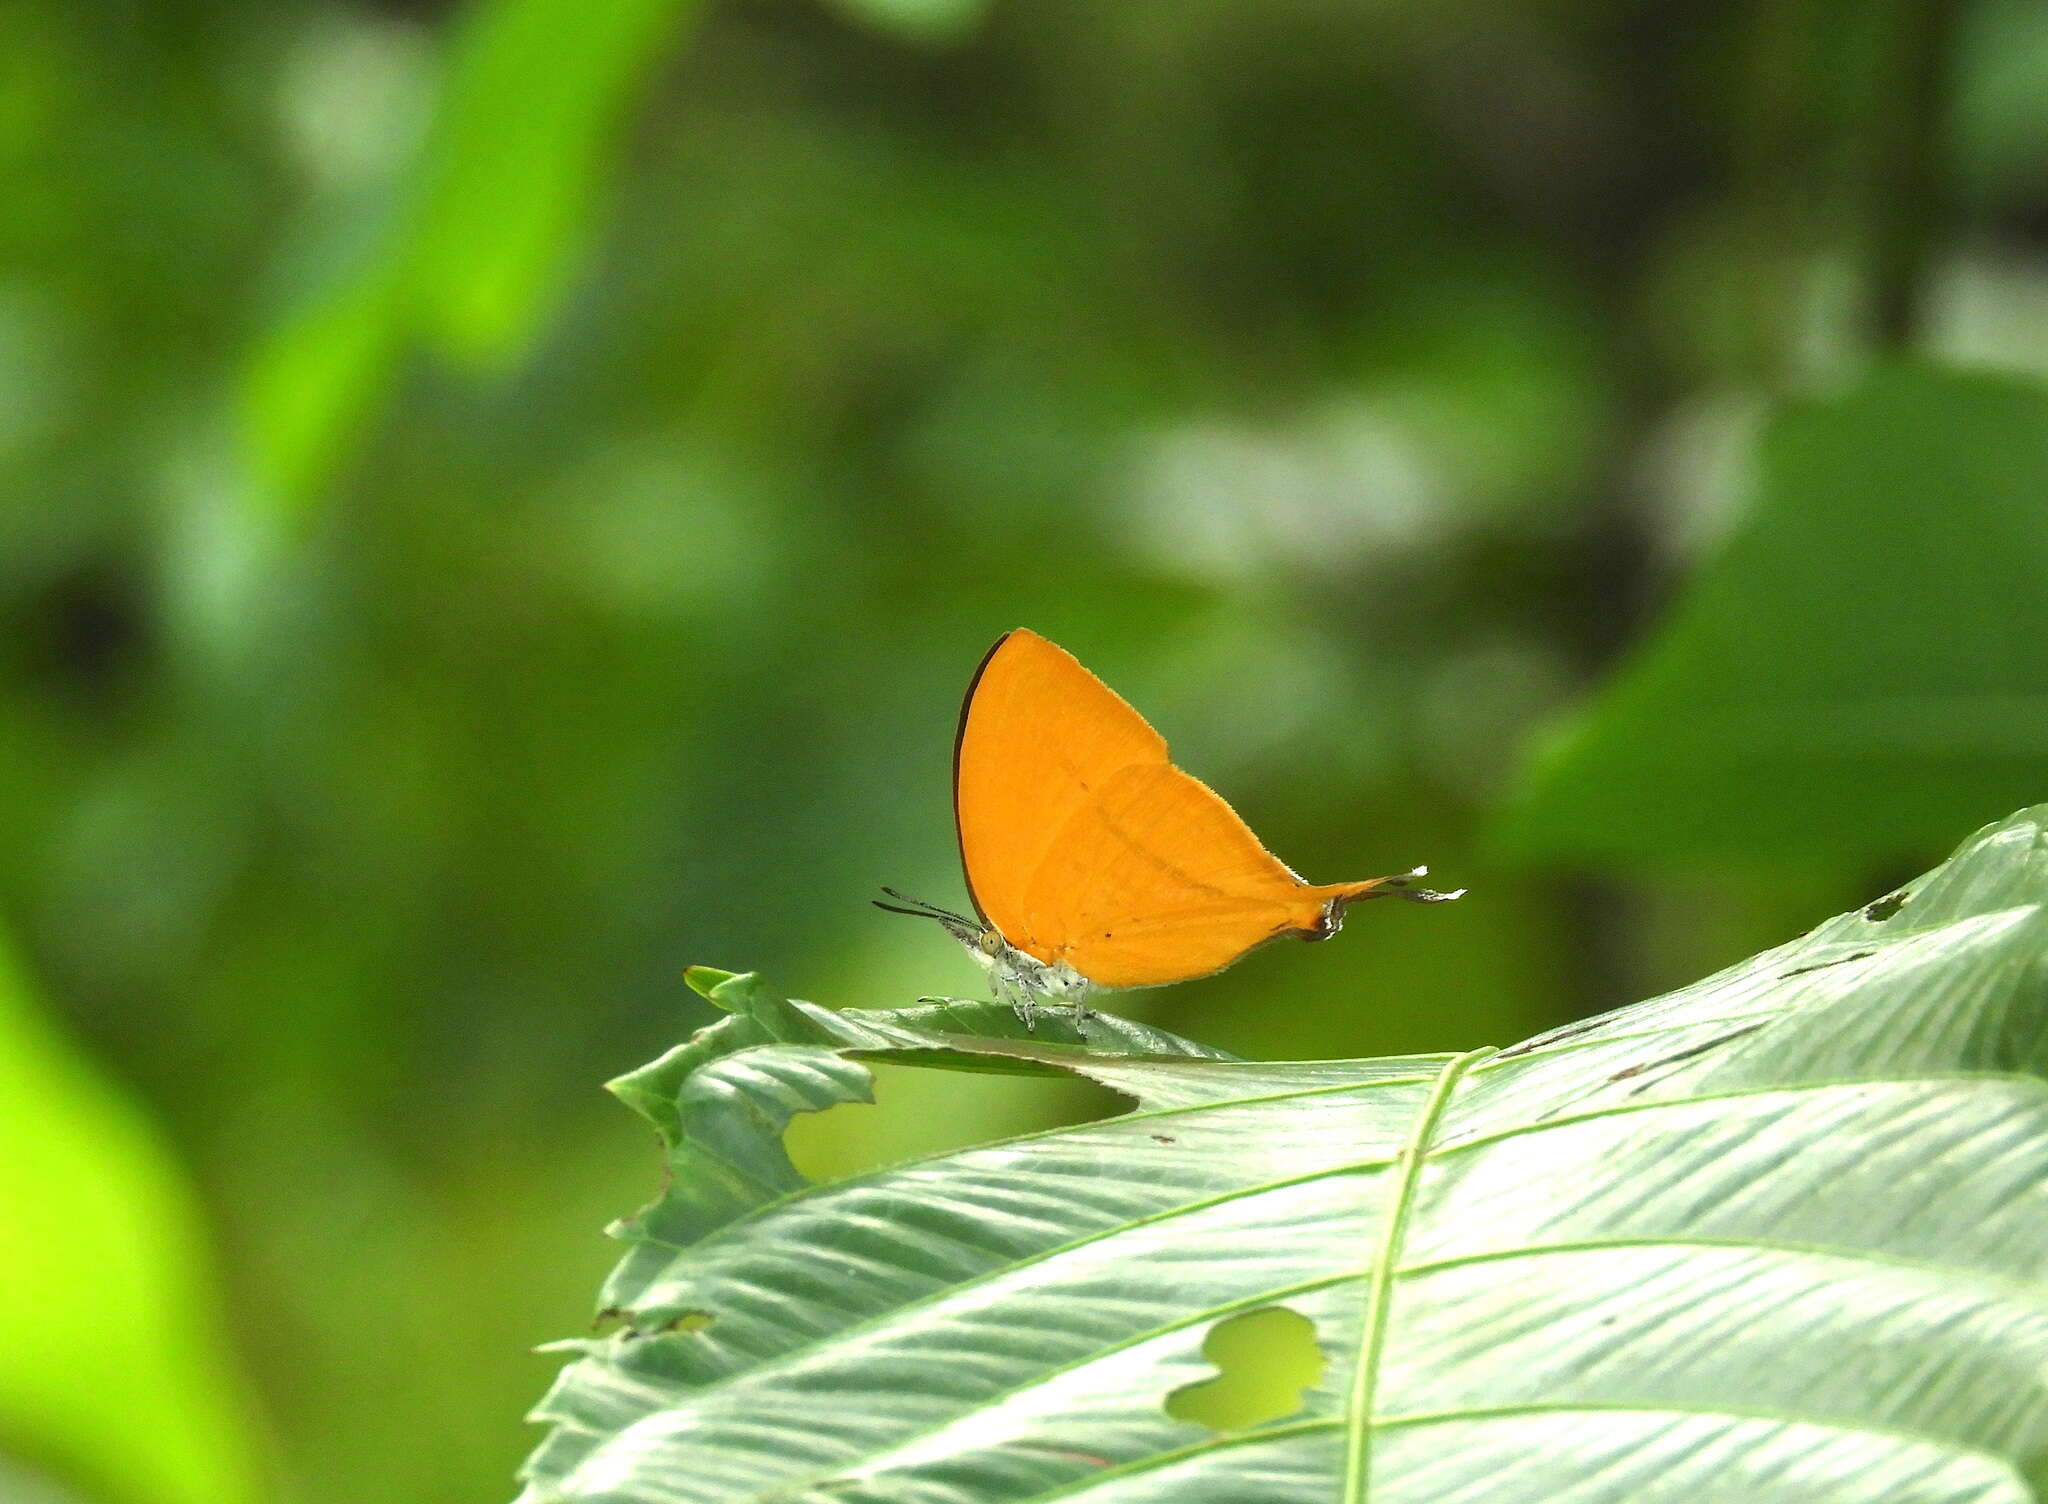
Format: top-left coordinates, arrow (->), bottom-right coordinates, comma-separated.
683,966 -> 740,1005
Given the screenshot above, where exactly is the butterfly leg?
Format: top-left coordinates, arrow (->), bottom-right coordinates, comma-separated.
997,974 -> 1039,1031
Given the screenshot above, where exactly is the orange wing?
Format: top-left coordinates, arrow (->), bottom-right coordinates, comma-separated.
953,629 -> 1391,988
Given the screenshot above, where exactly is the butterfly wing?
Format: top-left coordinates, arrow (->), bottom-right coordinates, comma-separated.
954,629 -> 1388,987
1025,763 -> 1381,987
953,629 -> 1170,960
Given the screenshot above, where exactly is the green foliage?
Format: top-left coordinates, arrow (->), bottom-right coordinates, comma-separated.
1504,366 -> 2048,873
244,0 -> 701,503
521,807 -> 2048,1503
0,928 -> 260,1504
14,1 -> 2048,1500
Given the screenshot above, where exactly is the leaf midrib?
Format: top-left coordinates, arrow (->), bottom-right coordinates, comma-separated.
999,1402 -> 2026,1504
604,1072 -> 2047,1446
612,1229 -> 2048,1502
1342,1047 -> 1495,1503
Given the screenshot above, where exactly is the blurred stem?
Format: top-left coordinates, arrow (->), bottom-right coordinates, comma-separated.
1543,2 -> 1726,1024
1853,0 -> 1962,908
1734,0 -> 1821,388
1543,0 -> 1959,1019
1865,0 -> 1962,350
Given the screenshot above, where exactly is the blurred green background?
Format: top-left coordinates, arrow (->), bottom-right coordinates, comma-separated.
6,0 -> 2048,1499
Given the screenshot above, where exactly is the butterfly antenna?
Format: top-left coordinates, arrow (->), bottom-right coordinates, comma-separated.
876,885 -> 948,915
874,887 -> 977,925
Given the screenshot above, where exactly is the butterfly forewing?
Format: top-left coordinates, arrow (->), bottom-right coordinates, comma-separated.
953,630 -> 1168,958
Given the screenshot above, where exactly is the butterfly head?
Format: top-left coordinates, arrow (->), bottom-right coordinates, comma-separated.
873,887 -> 1093,1005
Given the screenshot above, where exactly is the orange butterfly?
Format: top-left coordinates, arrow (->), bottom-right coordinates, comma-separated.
879,629 -> 1460,1025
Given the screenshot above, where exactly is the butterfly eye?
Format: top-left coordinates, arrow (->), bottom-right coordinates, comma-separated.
977,930 -> 1004,956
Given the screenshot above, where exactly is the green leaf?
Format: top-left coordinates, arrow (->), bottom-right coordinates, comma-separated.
517,806 -> 2048,1503
1499,364 -> 2048,873
405,0 -> 690,367
244,0 -> 698,506
0,927 -> 263,1504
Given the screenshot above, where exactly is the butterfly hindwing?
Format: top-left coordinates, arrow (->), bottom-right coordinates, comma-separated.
1023,762 -> 1326,987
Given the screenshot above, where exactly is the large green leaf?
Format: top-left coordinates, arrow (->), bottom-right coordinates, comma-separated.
1499,365 -> 2048,873
519,806 -> 2048,1503
0,927 -> 263,1504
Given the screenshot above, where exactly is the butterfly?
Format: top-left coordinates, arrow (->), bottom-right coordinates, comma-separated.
877,629 -> 1460,1025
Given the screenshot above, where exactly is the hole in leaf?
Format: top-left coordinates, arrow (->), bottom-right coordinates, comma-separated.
1165,1306 -> 1324,1430
1864,890 -> 1910,921
661,1310 -> 715,1335
783,1059 -> 1128,1182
